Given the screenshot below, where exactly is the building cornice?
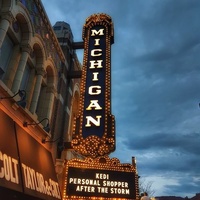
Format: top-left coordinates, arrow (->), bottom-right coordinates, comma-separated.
34,0 -> 66,63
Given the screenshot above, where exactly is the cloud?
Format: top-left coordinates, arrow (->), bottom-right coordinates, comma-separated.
163,178 -> 200,198
124,132 -> 200,153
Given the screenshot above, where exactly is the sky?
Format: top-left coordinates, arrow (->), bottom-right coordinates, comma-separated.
41,0 -> 200,198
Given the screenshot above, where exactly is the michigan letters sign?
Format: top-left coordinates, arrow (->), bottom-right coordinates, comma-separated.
72,13 -> 115,157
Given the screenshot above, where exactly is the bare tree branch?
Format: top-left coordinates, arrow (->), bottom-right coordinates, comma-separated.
139,177 -> 156,197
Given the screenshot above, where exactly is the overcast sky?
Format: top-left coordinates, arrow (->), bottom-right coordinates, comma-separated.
41,0 -> 200,198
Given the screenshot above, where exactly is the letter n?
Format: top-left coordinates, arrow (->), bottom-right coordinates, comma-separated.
85,116 -> 102,127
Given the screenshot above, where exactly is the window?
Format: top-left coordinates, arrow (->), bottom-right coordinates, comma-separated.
53,26 -> 61,31
0,35 -> 14,79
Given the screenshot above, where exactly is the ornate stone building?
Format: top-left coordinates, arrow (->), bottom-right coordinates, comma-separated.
0,0 -> 81,199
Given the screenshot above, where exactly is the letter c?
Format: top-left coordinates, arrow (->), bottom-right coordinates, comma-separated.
91,49 -> 102,57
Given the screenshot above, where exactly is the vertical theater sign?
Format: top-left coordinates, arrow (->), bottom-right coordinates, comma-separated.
63,14 -> 139,200
71,13 -> 115,158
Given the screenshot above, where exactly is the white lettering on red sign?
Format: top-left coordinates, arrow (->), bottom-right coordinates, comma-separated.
0,151 -> 19,184
0,151 -> 61,199
21,163 -> 61,199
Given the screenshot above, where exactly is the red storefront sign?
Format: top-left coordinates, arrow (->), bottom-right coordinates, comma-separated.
0,109 -> 61,200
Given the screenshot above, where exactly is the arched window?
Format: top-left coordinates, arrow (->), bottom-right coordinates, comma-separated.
0,35 -> 14,79
35,64 -> 56,123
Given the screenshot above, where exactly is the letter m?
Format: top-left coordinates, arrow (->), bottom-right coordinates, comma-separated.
91,29 -> 104,36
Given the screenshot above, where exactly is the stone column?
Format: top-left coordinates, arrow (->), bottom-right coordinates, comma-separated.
0,12 -> 15,48
11,44 -> 31,93
26,68 -> 36,109
45,84 -> 56,121
29,67 -> 46,114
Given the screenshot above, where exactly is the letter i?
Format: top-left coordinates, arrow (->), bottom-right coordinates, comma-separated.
92,72 -> 99,81
94,39 -> 100,46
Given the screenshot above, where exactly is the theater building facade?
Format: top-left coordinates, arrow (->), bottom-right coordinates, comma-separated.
0,0 -> 82,199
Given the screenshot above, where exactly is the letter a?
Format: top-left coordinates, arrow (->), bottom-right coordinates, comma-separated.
86,100 -> 102,110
